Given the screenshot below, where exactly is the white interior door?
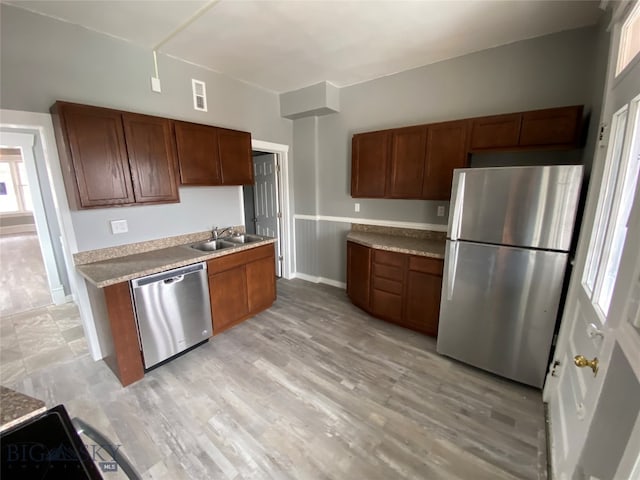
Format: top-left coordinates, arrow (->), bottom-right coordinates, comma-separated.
253,153 -> 282,277
545,84 -> 640,479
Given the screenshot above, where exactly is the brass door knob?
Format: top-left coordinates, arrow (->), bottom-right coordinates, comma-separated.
574,355 -> 599,376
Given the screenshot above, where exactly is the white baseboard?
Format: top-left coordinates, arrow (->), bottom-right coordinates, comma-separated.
293,272 -> 346,289
51,285 -> 66,305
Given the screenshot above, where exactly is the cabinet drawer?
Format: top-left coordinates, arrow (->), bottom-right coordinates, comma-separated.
408,256 -> 444,276
373,263 -> 404,282
373,276 -> 403,295
374,249 -> 405,267
371,289 -> 403,322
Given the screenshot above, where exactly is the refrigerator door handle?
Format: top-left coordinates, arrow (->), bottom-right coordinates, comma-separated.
450,172 -> 465,241
447,241 -> 459,301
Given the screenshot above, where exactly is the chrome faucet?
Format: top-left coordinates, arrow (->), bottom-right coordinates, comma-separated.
212,226 -> 233,240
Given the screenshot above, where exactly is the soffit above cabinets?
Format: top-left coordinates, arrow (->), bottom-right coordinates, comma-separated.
6,0 -> 603,93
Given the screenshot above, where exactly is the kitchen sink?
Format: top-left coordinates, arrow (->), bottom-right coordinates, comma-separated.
189,239 -> 235,252
224,234 -> 264,244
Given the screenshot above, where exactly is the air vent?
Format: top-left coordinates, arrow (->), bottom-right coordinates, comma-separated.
192,79 -> 207,112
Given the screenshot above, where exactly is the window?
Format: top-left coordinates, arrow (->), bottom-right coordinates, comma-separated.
616,1 -> 640,76
583,94 -> 640,319
0,149 -> 32,213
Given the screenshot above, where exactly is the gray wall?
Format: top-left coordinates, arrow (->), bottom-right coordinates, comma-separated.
293,26 -> 604,283
0,4 -> 292,252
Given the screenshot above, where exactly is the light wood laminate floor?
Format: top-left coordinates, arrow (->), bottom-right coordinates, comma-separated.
5,279 -> 547,479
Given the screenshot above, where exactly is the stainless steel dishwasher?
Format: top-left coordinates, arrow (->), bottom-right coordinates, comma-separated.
130,262 -> 212,369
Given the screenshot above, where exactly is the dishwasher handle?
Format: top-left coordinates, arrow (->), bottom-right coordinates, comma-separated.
163,275 -> 184,285
131,262 -> 206,288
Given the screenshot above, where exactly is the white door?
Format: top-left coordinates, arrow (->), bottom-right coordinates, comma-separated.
253,153 -> 282,277
544,36 -> 640,478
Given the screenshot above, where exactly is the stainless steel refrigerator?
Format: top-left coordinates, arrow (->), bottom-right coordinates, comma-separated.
436,165 -> 583,388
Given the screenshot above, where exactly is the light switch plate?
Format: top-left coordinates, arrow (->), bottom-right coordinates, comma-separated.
355,203 -> 360,213
110,219 -> 128,234
151,77 -> 161,93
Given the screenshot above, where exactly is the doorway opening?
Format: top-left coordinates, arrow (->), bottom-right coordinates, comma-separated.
244,151 -> 283,277
0,147 -> 50,315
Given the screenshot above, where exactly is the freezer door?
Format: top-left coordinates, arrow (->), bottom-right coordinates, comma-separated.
437,240 -> 567,388
448,165 -> 582,250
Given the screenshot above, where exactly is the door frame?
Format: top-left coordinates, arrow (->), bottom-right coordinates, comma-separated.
0,109 -> 102,361
0,130 -> 65,305
250,139 -> 294,280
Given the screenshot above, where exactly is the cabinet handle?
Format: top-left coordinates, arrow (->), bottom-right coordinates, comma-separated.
450,172 -> 465,241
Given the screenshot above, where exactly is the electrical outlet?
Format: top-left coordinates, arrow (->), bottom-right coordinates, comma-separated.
110,219 -> 128,234
437,206 -> 446,217
355,203 -> 360,213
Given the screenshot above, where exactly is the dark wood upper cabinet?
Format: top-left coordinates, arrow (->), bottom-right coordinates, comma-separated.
469,113 -> 522,150
52,102 -> 135,208
422,120 -> 469,200
174,121 -> 222,185
519,105 -> 583,147
351,131 -> 390,197
122,113 -> 179,204
174,122 -> 253,186
387,126 -> 428,198
351,105 -> 584,200
470,105 -> 583,151
217,128 -> 254,185
52,102 -> 179,209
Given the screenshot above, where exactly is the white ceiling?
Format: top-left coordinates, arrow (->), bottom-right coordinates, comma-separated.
6,0 -> 604,93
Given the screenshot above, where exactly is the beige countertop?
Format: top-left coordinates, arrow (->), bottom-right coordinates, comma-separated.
0,386 -> 46,432
77,238 -> 276,288
347,231 -> 446,259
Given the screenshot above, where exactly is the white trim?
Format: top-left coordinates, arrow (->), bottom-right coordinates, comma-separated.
50,285 -> 66,304
251,138 -> 295,280
0,225 -> 36,235
0,110 -> 102,361
293,214 -> 448,232
293,272 -> 346,290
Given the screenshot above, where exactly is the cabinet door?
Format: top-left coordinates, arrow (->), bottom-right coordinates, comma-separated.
351,131 -> 390,197
404,270 -> 443,337
422,120 -> 469,200
174,121 -> 222,185
387,126 -> 427,198
246,253 -> 276,313
217,128 -> 254,185
347,242 -> 372,309
57,103 -> 134,207
209,267 -> 249,334
519,106 -> 582,147
469,113 -> 522,150
122,113 -> 179,204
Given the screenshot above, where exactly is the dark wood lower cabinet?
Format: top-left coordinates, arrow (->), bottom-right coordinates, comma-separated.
346,241 -> 443,337
347,242 -> 372,309
209,266 -> 249,334
405,270 -> 443,336
99,243 -> 276,387
208,243 -> 276,335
